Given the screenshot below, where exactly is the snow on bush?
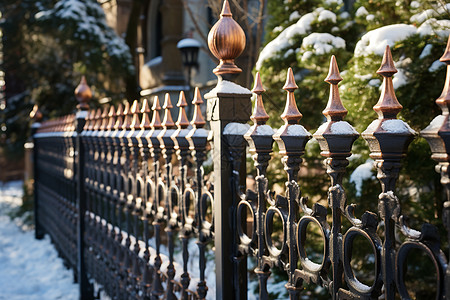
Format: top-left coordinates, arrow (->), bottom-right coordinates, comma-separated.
300,33 -> 345,60
318,10 -> 337,23
36,0 -> 132,62
350,159 -> 375,197
354,24 -> 417,57
256,13 -> 314,70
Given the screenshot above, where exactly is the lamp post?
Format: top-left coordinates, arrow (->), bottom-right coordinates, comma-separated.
177,38 -> 201,115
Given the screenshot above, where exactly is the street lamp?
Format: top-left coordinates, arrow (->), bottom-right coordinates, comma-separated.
177,38 -> 201,96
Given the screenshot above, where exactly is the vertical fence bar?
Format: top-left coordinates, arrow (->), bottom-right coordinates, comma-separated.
207,1 -> 251,298
422,34 -> 450,299
361,46 -> 415,299
75,76 -> 94,300
30,105 -> 44,240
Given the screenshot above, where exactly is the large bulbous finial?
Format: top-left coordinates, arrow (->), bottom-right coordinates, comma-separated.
207,0 -> 246,76
75,76 -> 92,111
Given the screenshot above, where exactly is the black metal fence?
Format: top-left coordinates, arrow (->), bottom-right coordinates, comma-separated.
31,1 -> 450,299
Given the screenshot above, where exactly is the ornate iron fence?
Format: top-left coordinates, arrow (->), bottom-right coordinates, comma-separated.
31,1 -> 450,299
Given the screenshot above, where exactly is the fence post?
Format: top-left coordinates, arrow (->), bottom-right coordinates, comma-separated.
206,1 -> 251,299
30,105 -> 44,239
74,76 -> 94,300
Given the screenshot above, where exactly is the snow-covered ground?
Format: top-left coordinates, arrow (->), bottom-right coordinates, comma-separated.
0,181 -> 79,300
0,181 -> 284,299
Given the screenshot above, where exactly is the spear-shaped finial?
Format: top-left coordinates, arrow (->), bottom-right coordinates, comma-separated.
93,108 -> 103,131
130,100 -> 141,130
107,105 -> 116,130
281,68 -> 302,124
162,93 -> 175,128
440,34 -> 450,64
30,104 -> 43,122
323,56 -> 347,121
140,99 -> 151,130
251,72 -> 269,125
377,45 -> 397,77
373,45 -> 402,119
191,87 -> 206,128
86,109 -> 95,131
100,105 -> 109,130
114,103 -> 124,130
436,34 -> 450,112
122,101 -> 132,130
176,91 -> 190,129
151,96 -> 162,129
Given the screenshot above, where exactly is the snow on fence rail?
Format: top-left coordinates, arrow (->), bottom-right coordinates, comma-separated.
31,1 -> 450,299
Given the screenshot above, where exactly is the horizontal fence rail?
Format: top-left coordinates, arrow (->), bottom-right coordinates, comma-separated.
31,1 -> 450,299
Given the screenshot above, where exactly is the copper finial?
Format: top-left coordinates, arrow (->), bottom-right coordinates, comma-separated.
377,45 -> 397,77
162,93 -> 175,128
150,96 -> 162,129
281,68 -> 302,123
191,87 -> 206,128
373,46 -> 403,119
323,56 -> 347,121
251,72 -> 269,125
114,103 -> 124,130
176,91 -> 190,129
122,101 -> 132,130
207,0 -> 246,75
100,105 -> 109,130
75,76 -> 92,111
140,99 -> 151,130
130,100 -> 141,130
107,105 -> 116,130
30,104 -> 43,122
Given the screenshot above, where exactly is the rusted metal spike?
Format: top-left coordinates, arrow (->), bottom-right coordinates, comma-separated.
374,46 -> 402,119
107,105 -> 116,130
177,91 -> 188,107
163,93 -> 174,109
440,34 -> 450,63
325,55 -> 343,85
281,68 -> 302,124
130,100 -> 141,130
176,91 -> 190,129
436,36 -> 450,111
75,76 -> 92,110
152,95 -> 162,111
114,103 -> 124,130
122,101 -> 132,130
140,99 -> 151,129
192,87 -> 204,105
100,105 -> 109,130
162,93 -> 175,128
323,56 -> 347,121
220,0 -> 232,17
87,109 -> 96,131
191,87 -> 206,128
30,104 -> 43,122
377,45 -> 397,77
283,67 -> 299,92
251,73 -> 269,125
252,72 -> 266,95
151,96 -> 162,129
93,108 -> 103,131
